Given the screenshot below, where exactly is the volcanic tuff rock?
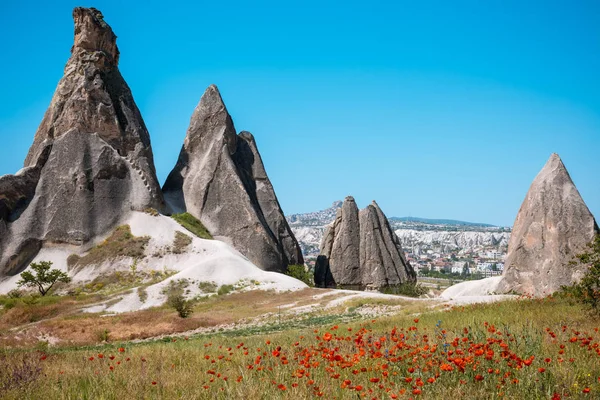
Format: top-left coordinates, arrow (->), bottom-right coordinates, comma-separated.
319,196 -> 416,289
162,85 -> 303,272
497,154 -> 599,297
0,8 -> 163,277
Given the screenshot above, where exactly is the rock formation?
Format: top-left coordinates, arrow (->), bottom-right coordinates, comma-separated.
162,85 -> 303,272
318,196 -> 416,289
314,255 -> 335,288
497,154 -> 599,296
0,8 -> 163,277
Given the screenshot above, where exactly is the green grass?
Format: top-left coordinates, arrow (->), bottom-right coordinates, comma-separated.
1,296 -> 599,399
171,213 -> 212,240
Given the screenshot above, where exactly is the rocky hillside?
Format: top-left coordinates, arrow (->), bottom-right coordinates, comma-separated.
287,201 -> 511,257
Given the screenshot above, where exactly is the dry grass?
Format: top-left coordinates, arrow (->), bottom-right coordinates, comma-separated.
67,225 -> 149,268
171,231 -> 192,254
0,289 -> 346,348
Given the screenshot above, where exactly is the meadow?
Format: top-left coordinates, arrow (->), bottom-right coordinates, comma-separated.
1,294 -> 599,399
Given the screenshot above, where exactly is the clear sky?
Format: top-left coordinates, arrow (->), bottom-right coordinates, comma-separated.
0,0 -> 598,226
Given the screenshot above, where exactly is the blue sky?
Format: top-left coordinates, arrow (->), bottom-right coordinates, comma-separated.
0,0 -> 598,226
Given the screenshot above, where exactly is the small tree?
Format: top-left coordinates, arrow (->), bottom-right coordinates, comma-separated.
167,292 -> 194,318
17,261 -> 71,296
569,235 -> 600,313
285,264 -> 314,287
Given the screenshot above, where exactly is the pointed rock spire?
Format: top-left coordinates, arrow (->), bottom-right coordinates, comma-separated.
24,7 -> 162,205
318,197 -> 416,289
0,8 -> 163,277
162,85 -> 303,272
497,153 -> 599,296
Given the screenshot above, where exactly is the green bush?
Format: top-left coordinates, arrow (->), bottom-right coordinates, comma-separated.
171,213 -> 212,240
562,235 -> 600,313
381,282 -> 429,297
217,284 -> 234,296
198,281 -> 218,293
285,264 -> 314,287
167,292 -> 194,318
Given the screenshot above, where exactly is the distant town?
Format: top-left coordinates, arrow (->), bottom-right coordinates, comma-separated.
289,203 -> 511,281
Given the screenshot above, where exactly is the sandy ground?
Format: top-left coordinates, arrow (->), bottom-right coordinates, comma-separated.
440,276 -> 519,304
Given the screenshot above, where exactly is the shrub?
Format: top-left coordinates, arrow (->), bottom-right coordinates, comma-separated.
285,264 -> 314,287
95,329 -> 111,342
217,284 -> 234,296
7,289 -> 23,299
138,287 -> 148,303
17,261 -> 71,296
381,282 -> 429,297
198,281 -> 218,293
562,235 -> 600,313
171,213 -> 212,239
167,292 -> 194,318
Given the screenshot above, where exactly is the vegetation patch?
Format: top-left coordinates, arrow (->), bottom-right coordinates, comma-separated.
285,264 -> 314,287
198,281 -> 218,293
171,213 -> 212,240
217,284 -> 234,296
144,208 -> 160,217
68,225 -> 150,268
560,234 -> 600,313
380,281 -> 429,297
172,231 -> 192,254
1,296 -> 600,399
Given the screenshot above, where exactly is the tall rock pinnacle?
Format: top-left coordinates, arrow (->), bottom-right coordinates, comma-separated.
497,154 -> 599,296
162,85 -> 303,272
318,196 -> 416,289
0,8 -> 163,277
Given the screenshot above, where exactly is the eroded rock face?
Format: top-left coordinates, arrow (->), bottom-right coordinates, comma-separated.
24,8 -> 162,205
0,8 -> 163,277
162,85 -> 303,272
319,196 -> 416,289
497,154 -> 599,297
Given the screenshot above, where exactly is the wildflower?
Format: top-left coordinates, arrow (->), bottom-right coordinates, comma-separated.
538,368 -> 546,373
151,381 -> 157,385
475,374 -> 484,382
277,384 -> 287,391
118,347 -> 125,352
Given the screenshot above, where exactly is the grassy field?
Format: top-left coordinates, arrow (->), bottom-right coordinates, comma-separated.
1,295 -> 599,399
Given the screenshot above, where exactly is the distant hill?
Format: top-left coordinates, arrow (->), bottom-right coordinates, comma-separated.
389,217 -> 496,228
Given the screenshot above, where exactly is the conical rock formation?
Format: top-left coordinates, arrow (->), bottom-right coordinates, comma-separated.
0,8 -> 163,277
497,154 -> 599,296
318,196 -> 416,289
162,85 -> 303,272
